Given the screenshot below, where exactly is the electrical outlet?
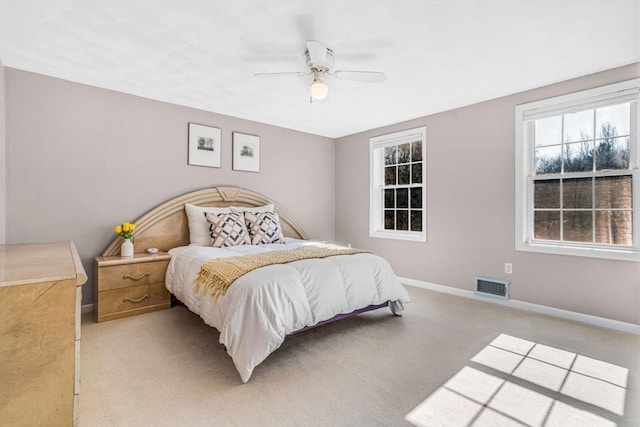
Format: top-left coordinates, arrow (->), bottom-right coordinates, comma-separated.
504,262 -> 513,274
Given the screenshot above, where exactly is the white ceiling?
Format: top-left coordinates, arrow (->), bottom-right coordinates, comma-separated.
0,1 -> 638,138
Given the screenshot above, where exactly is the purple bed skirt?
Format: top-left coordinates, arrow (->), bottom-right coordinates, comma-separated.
293,301 -> 390,334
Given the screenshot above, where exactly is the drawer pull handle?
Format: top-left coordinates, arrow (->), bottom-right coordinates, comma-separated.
123,294 -> 150,304
123,272 -> 150,281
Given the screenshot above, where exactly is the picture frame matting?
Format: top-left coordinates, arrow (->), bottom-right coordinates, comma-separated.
188,123 -> 221,168
232,132 -> 260,172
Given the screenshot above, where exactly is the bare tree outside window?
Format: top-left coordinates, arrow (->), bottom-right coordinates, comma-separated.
533,104 -> 633,247
382,140 -> 423,232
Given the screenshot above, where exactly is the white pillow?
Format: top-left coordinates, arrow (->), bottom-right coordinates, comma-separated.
230,204 -> 274,214
185,203 -> 232,246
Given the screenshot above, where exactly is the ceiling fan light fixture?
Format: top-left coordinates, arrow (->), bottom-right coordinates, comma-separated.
255,40 -> 385,101
310,78 -> 329,100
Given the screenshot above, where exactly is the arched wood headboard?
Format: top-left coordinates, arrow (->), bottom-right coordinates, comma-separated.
102,186 -> 309,256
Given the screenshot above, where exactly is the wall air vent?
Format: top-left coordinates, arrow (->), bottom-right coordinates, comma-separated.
474,276 -> 509,300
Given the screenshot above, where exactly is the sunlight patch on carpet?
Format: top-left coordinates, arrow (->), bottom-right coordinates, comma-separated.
406,334 -> 626,427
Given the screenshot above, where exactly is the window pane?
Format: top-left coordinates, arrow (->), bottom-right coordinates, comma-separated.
372,127 -> 426,241
398,164 -> 410,185
563,141 -> 593,173
596,211 -> 632,246
518,86 -> 638,255
410,210 -> 422,232
596,103 -> 630,137
411,141 -> 423,161
534,179 -> 560,209
410,187 -> 422,209
384,146 -> 396,165
398,143 -> 410,163
563,211 -> 593,243
396,188 -> 408,208
412,163 -> 422,184
384,189 -> 395,209
385,166 -> 396,186
564,109 -> 593,143
595,175 -> 632,209
534,211 -> 560,240
563,178 -> 592,209
535,116 -> 562,147
595,137 -> 630,170
397,210 -> 409,231
535,145 -> 561,174
384,210 -> 395,230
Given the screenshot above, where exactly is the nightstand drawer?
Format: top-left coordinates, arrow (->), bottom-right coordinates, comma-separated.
97,260 -> 169,291
97,282 -> 170,319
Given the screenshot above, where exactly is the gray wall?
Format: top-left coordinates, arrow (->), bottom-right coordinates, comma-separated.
5,63 -> 639,326
335,63 -> 640,325
4,68 -> 335,305
0,59 -> 6,244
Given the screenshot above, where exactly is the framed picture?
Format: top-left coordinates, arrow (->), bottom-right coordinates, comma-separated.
232,132 -> 260,172
188,123 -> 221,168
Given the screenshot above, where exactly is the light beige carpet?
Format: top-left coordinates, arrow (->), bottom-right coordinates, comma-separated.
80,286 -> 639,427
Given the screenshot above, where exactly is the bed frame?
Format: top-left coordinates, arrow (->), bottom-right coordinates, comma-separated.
101,186 -> 399,328
102,186 -> 308,256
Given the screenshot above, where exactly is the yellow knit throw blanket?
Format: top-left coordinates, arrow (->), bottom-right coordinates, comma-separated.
194,244 -> 369,301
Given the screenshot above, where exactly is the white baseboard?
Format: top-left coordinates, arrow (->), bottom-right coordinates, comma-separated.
81,303 -> 94,314
399,277 -> 640,336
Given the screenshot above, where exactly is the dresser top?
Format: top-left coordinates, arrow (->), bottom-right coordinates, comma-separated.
0,241 -> 87,288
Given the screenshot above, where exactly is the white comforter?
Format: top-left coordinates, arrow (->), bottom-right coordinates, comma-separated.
165,240 -> 410,382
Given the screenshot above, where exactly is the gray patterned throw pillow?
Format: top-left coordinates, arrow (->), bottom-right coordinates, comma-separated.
205,212 -> 251,247
244,211 -> 285,245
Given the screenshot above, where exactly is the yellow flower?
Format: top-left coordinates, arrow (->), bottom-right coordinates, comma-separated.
114,221 -> 136,243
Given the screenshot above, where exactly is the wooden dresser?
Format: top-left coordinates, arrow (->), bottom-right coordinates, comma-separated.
0,241 -> 87,427
94,252 -> 171,322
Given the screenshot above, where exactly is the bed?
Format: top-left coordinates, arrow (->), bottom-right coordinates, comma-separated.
101,186 -> 410,382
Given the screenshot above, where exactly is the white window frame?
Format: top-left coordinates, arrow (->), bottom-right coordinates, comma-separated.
370,126 -> 427,242
515,79 -> 640,262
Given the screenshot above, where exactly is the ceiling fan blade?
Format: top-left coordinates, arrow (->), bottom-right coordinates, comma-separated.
254,71 -> 310,78
333,70 -> 386,83
306,40 -> 328,67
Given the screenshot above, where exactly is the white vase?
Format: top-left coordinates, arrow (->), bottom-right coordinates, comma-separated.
121,238 -> 134,257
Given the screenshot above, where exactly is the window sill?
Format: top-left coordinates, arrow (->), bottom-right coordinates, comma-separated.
516,241 -> 640,262
370,230 -> 426,242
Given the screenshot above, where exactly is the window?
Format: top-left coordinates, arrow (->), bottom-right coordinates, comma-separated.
370,126 -> 426,242
515,79 -> 639,261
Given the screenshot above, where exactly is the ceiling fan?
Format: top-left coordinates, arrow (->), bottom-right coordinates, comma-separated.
254,40 -> 386,103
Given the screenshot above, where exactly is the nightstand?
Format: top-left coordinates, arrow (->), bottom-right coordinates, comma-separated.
94,252 -> 171,322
